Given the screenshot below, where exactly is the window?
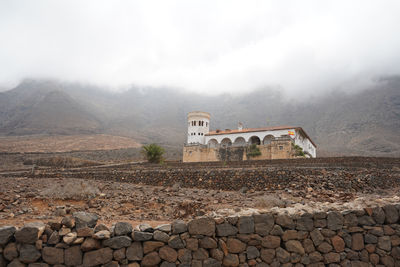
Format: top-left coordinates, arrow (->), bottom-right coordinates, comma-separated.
206,122 -> 208,127
279,146 -> 283,150
194,121 -> 196,126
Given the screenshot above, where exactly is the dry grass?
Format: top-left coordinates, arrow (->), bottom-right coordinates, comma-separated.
24,156 -> 100,168
40,180 -> 100,200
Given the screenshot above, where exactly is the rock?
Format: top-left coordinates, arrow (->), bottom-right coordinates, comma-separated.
93,230 -> 110,240
296,214 -> 313,231
103,236 -> 132,249
160,262 -> 177,267
331,235 -> 345,252
81,237 -> 101,251
246,246 -> 260,259
138,223 -> 153,232
210,248 -> 224,261
47,231 -> 60,245
41,247 -> 64,265
275,247 -> 290,263
114,222 -> 133,236
188,217 -> 215,236
269,224 -> 283,236
126,242 -> 143,261
193,248 -> 208,260
113,247 -> 126,261
372,207 -> 385,224
203,258 -> 222,267
261,235 -> 281,249
172,220 -> 187,234
324,252 -> 340,263
153,230 -> 170,243
15,222 -> 45,244
303,238 -> 315,253
226,238 -> 246,253
82,247 -> 113,267
383,205 -> 399,224
352,233 -> 364,251
317,242 -> 332,253
155,224 -> 172,233
380,255 -> 395,266
58,227 -> 71,236
216,223 -> 238,237
28,264 -> 49,267
61,216 -> 75,228
310,229 -> 324,246
357,216 -> 375,226
7,259 -> 25,267
282,230 -> 298,241
73,212 -> 98,229
276,215 -> 295,229
178,248 -> 192,263
63,232 -> 77,244
260,248 -> 275,263
4,242 -> 18,261
64,246 -> 82,266
377,236 -> 391,251
143,241 -> 164,254
327,212 -> 343,230
19,244 -> 41,263
141,251 -> 161,266
159,246 -> 178,262
0,226 -> 16,245
223,253 -> 239,267
237,216 -> 254,234
168,235 -> 185,249
76,227 -> 94,237
186,238 -> 199,251
132,231 -> 153,241
94,224 -> 109,233
200,237 -> 217,249
285,240 -> 305,255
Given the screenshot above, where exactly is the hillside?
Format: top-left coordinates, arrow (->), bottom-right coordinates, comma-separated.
0,78 -> 399,157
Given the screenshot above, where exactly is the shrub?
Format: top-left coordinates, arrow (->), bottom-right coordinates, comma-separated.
293,144 -> 305,157
141,144 -> 165,163
247,144 -> 261,158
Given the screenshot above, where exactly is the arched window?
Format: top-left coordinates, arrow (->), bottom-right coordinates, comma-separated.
249,136 -> 261,145
208,139 -> 218,148
233,137 -> 246,147
221,138 -> 232,147
263,135 -> 274,145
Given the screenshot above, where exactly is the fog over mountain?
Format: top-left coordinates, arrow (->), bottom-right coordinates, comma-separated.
1,1 -> 400,99
0,1 -> 399,157
0,78 -> 399,157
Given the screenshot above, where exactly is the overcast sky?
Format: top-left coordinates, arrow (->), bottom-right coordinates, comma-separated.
1,0 -> 400,96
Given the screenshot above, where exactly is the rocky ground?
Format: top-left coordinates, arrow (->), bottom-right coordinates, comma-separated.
0,176 -> 399,228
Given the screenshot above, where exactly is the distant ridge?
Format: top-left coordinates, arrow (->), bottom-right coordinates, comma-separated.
0,78 -> 399,157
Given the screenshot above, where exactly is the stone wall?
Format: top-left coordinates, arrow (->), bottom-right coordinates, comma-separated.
1,205 -> 400,267
183,140 -> 294,163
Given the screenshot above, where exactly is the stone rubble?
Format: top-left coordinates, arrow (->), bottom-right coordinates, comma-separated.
0,205 -> 398,266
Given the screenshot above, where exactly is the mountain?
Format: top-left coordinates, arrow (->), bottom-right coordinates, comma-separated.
0,78 -> 399,157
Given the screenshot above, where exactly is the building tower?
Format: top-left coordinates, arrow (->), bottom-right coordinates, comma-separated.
187,111 -> 210,145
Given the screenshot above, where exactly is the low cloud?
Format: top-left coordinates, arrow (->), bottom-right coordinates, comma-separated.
1,0 -> 400,97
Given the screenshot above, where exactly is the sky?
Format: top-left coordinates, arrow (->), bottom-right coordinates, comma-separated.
1,0 -> 400,96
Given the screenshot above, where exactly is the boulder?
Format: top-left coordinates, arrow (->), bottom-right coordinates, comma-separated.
216,223 -> 238,237
41,247 -> 64,265
81,237 -> 101,251
171,220 -> 187,234
0,226 -> 16,246
126,242 -> 143,261
237,216 -> 254,234
4,242 -> 18,261
114,222 -> 133,236
159,246 -> 178,262
132,231 -> 153,241
327,212 -> 343,230
285,240 -> 305,255
73,212 -> 98,229
64,246 -> 82,266
15,222 -> 45,244
102,236 -> 132,249
82,247 -> 113,267
19,244 -> 41,263
141,251 -> 161,266
188,217 -> 215,236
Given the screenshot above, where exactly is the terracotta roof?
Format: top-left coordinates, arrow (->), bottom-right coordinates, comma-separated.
206,126 -> 317,147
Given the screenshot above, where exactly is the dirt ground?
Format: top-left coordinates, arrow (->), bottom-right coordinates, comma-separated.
0,176 -> 399,228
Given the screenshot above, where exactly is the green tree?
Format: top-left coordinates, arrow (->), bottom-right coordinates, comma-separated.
141,144 -> 165,163
293,144 -> 305,157
247,144 -> 261,158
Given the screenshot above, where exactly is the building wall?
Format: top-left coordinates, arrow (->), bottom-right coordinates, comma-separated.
187,111 -> 210,145
183,139 -> 294,162
294,129 -> 317,158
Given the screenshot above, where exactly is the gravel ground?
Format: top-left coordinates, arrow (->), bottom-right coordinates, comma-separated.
0,176 -> 399,227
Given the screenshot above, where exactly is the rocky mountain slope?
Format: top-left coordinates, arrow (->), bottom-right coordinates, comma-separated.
0,78 -> 399,157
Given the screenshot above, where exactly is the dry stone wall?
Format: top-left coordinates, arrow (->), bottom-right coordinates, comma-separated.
1,204 -> 400,267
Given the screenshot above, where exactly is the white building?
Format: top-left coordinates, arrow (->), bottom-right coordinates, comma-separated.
186,111 -> 316,158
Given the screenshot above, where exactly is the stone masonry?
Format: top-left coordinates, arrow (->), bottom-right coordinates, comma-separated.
0,204 -> 400,266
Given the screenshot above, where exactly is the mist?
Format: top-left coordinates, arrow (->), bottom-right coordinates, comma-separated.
1,0 -> 400,98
